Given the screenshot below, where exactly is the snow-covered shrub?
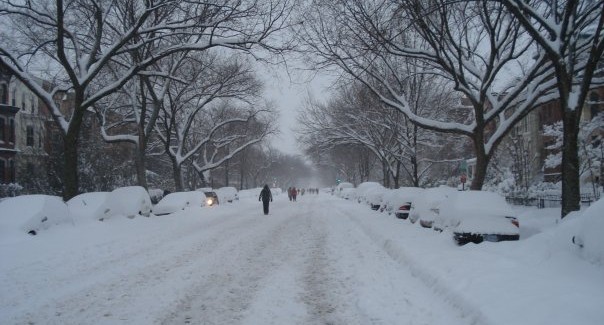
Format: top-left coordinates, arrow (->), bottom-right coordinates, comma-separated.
0,183 -> 23,199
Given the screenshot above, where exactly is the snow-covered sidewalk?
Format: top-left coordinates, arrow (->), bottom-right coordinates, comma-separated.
1,194 -> 602,324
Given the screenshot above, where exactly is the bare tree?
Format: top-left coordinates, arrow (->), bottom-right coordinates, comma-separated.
148,53 -> 273,190
0,0 -> 295,199
500,0 -> 604,217
298,0 -> 556,190
191,102 -> 276,189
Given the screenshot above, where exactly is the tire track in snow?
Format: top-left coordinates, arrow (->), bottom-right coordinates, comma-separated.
338,200 -> 492,325
7,205 -> 276,325
158,202 -> 313,325
297,200 -> 361,325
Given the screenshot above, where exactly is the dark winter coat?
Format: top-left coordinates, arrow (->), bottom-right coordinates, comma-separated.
259,186 -> 273,202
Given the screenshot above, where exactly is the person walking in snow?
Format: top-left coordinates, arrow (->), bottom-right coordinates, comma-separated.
259,184 -> 273,215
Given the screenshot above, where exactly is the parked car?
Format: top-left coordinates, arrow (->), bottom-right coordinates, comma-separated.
340,187 -> 356,200
335,182 -> 354,197
365,187 -> 390,210
381,187 -> 425,219
437,191 -> 520,245
409,186 -> 456,228
203,191 -> 219,206
0,195 -> 73,236
152,191 -> 204,215
354,182 -> 382,204
216,187 -> 239,203
67,192 -> 111,221
106,186 -> 152,219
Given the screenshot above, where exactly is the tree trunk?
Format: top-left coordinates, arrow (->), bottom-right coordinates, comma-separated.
470,143 -> 489,190
63,132 -> 79,200
382,160 -> 389,188
225,159 -> 229,186
172,158 -> 183,191
134,141 -> 148,190
62,93 -> 85,201
411,156 -> 419,187
393,161 -> 401,189
561,111 -> 581,218
135,78 -> 148,190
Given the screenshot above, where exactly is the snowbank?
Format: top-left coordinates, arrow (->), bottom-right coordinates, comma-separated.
572,198 -> 604,265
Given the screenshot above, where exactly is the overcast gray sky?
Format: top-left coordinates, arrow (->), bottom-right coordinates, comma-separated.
260,63 -> 334,156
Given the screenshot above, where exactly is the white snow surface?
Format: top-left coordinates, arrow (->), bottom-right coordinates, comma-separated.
1,194 -> 603,325
67,192 -> 110,222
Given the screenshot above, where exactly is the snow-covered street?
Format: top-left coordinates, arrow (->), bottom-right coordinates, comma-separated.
1,193 -> 603,325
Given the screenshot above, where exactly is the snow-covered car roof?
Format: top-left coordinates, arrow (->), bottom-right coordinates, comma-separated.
67,192 -> 110,222
0,195 -> 73,236
106,186 -> 152,219
364,186 -> 389,204
409,186 -> 457,223
216,187 -> 238,203
439,191 -> 518,235
355,182 -> 384,202
152,191 -> 204,216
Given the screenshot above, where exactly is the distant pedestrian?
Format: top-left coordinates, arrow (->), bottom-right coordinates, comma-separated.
259,184 -> 273,215
292,186 -> 297,201
288,187 -> 293,201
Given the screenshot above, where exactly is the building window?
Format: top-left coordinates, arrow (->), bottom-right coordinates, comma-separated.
0,159 -> 5,183
0,117 -> 5,143
26,125 -> 34,147
11,89 -> 16,106
31,94 -> 36,114
9,118 -> 15,143
0,84 -> 7,104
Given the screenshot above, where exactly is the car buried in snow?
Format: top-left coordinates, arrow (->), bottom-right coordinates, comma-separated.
216,187 -> 239,203
152,191 -> 205,216
409,186 -> 457,228
436,191 -> 520,245
380,187 -> 425,219
203,191 -> 220,207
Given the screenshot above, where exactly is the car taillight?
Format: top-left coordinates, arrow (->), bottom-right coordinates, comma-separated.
398,204 -> 411,211
511,219 -> 519,228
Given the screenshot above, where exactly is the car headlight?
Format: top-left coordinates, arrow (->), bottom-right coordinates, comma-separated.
206,198 -> 213,206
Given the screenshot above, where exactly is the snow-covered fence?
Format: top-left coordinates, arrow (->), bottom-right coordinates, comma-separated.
506,192 -> 601,209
